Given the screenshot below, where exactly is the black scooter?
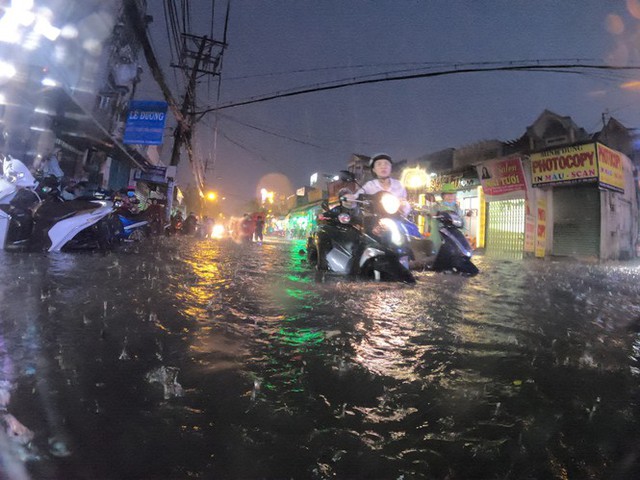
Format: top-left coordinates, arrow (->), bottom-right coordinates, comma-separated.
408,210 -> 479,275
307,186 -> 416,284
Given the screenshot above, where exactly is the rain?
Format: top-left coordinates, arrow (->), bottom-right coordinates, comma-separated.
1,237 -> 639,478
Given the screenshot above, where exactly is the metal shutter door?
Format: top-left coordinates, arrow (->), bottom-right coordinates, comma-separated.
552,186 -> 600,257
486,199 -> 525,259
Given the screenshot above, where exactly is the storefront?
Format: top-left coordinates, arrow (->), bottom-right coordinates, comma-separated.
420,170 -> 482,248
285,201 -> 323,239
131,164 -> 177,219
529,142 -> 637,260
476,155 -> 530,259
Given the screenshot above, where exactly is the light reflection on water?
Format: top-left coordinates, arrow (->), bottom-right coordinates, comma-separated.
0,240 -> 639,478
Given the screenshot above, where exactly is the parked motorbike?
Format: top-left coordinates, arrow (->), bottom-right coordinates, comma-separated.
113,193 -> 150,242
0,156 -> 41,250
0,157 -> 122,252
306,188 -> 416,283
408,209 -> 479,275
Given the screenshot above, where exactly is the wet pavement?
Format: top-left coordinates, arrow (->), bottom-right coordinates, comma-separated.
1,235 -> 640,479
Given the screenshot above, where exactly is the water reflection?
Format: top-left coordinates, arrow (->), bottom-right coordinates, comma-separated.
0,244 -> 639,478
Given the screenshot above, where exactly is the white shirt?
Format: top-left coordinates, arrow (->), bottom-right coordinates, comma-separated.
355,178 -> 410,216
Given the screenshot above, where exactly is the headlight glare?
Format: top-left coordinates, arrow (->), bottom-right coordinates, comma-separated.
380,193 -> 400,214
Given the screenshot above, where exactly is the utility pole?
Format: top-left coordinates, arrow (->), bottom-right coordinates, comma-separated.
169,35 -> 209,168
168,34 -> 227,217
124,2 -> 228,218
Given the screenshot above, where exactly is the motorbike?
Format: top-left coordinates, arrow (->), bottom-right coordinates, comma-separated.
112,193 -> 150,242
306,186 -> 416,284
306,170 -> 479,280
0,157 -> 122,252
407,209 -> 479,275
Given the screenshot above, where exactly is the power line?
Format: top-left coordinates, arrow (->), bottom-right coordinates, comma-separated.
195,62 -> 640,115
218,129 -> 271,164
223,57 -> 599,81
214,113 -> 327,149
213,112 -> 387,151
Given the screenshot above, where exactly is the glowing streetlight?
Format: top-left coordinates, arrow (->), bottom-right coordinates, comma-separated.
206,191 -> 216,201
401,167 -> 429,190
260,188 -> 274,204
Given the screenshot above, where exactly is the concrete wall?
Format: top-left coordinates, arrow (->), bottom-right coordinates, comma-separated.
600,154 -> 638,260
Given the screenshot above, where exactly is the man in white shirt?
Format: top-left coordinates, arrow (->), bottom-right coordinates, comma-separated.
346,153 -> 410,216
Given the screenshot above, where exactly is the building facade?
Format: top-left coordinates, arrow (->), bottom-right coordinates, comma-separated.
0,0 -> 154,192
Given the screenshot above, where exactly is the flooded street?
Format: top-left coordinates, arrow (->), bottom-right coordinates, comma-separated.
1,236 -> 640,479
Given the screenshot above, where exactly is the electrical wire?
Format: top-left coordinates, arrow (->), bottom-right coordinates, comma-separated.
196,62 -> 640,115
223,57 -> 599,81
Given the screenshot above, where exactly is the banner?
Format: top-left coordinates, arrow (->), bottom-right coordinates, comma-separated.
123,100 -> 168,145
133,165 -> 176,185
476,156 -> 528,201
524,200 -> 535,253
426,173 -> 480,193
530,143 -> 598,187
535,197 -> 547,258
530,142 -> 626,192
596,143 -> 625,192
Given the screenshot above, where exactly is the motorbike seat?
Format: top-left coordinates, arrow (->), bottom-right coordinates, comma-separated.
35,199 -> 105,222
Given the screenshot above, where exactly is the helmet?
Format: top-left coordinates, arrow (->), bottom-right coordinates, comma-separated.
368,153 -> 392,169
441,182 -> 457,194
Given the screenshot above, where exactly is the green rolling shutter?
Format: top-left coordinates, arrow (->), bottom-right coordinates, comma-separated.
552,186 -> 600,257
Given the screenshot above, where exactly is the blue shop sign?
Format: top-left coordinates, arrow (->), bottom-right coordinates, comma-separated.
123,100 -> 168,145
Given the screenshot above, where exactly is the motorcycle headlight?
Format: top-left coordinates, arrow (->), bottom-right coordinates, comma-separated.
212,224 -> 225,238
338,212 -> 351,224
379,217 -> 403,246
380,193 -> 400,214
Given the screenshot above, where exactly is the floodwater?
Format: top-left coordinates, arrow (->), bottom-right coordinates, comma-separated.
1,236 -> 640,479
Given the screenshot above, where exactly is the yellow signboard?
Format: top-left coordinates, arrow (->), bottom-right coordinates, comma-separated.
530,143 -> 597,187
530,142 -> 625,193
596,143 -> 625,192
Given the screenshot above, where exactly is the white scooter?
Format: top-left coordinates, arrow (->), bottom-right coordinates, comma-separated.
0,156 -> 121,252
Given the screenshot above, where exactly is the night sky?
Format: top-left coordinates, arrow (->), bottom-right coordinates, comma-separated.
136,0 -> 640,213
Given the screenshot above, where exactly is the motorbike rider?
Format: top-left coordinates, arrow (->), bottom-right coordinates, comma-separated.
428,182 -> 462,252
343,153 -> 412,269
344,153 -> 411,216
183,212 -> 198,235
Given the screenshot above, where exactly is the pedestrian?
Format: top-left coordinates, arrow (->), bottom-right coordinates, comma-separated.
41,147 -> 65,181
169,211 -> 183,235
254,215 -> 265,243
239,213 -> 253,243
183,212 -> 198,235
144,198 -> 165,235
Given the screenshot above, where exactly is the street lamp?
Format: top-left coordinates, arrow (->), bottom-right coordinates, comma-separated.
401,167 -> 428,190
260,188 -> 274,204
206,191 -> 216,201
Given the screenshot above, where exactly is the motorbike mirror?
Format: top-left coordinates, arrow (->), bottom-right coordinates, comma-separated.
338,170 -> 355,183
